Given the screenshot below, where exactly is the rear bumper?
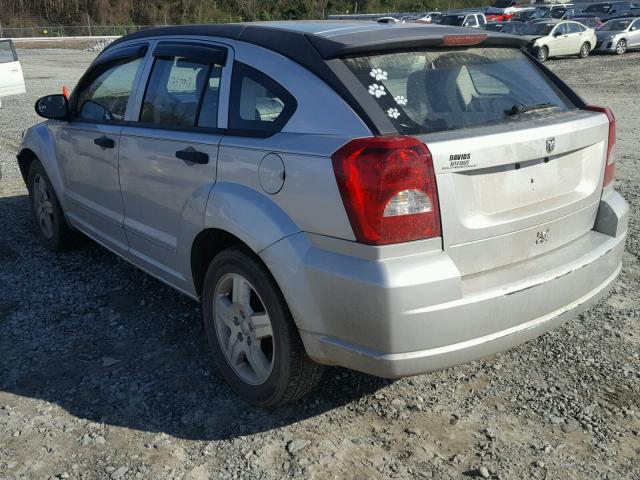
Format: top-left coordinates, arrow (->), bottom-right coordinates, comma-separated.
260,191 -> 628,378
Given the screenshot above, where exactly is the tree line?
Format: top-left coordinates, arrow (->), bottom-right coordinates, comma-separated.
0,0 -> 481,26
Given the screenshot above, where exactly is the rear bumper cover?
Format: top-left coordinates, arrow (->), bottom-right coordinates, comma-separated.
261,191 -> 628,378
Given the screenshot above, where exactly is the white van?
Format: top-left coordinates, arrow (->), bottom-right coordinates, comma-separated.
0,39 -> 26,107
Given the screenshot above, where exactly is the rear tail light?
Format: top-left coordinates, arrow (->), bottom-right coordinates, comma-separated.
331,136 -> 441,245
585,106 -> 615,187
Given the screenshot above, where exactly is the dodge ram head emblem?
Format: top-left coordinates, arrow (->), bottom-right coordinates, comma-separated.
536,229 -> 550,245
546,137 -> 555,154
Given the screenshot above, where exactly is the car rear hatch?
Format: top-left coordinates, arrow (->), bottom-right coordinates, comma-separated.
336,41 -> 610,275
418,111 -> 608,275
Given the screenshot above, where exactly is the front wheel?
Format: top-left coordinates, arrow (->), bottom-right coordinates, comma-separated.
27,160 -> 78,251
578,42 -> 591,58
202,247 -> 324,407
536,46 -> 549,62
615,39 -> 627,55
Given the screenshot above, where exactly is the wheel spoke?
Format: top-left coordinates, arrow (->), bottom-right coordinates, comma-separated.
38,177 -> 48,200
251,313 -> 272,339
215,294 -> 235,328
227,336 -> 244,365
232,275 -> 251,308
247,344 -> 271,380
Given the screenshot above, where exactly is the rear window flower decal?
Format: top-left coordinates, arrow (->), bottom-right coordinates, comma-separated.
394,95 -> 408,106
387,107 -> 400,119
370,68 -> 388,81
368,84 -> 387,98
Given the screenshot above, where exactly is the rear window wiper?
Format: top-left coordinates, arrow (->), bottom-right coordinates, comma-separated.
505,103 -> 559,117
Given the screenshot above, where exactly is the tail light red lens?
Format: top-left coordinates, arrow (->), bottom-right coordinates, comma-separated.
585,105 -> 616,187
331,136 -> 441,245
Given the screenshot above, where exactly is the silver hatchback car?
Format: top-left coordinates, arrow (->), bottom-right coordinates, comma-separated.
19,22 -> 628,406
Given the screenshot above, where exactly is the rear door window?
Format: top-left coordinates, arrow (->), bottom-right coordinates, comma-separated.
342,48 -> 575,135
566,23 -> 582,33
464,16 -> 478,27
0,40 -> 16,63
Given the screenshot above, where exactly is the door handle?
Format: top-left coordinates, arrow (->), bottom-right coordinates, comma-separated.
94,136 -> 115,149
176,147 -> 209,165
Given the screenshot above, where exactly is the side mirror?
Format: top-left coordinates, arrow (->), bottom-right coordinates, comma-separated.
554,30 -> 562,37
35,94 -> 69,120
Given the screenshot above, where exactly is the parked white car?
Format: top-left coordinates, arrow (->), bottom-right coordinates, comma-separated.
523,20 -> 597,61
0,39 -> 26,107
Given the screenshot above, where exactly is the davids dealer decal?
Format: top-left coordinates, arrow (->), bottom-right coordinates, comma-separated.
443,152 -> 476,170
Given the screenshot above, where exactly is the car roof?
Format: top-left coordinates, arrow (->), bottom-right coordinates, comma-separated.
104,21 -> 529,60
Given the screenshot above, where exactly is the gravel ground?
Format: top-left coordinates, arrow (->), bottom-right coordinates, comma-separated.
1,48 -> 639,480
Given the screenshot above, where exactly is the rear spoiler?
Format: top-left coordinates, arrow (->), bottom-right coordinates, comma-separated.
308,28 -> 531,59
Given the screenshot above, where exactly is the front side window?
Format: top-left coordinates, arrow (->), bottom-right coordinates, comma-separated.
228,62 -> 296,135
75,57 -> 142,122
464,16 -> 478,26
478,15 -> 486,25
140,56 -> 223,128
0,40 -> 16,64
342,48 -> 575,135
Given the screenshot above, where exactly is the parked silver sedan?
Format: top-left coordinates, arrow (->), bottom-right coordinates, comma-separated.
595,17 -> 640,53
18,22 -> 628,406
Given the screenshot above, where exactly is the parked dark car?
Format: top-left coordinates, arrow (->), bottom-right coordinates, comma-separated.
483,21 -> 507,31
583,2 -> 639,16
511,9 -> 552,21
500,20 -> 528,33
572,15 -> 606,28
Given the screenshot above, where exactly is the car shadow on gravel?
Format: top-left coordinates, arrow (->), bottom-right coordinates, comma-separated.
0,193 -> 389,441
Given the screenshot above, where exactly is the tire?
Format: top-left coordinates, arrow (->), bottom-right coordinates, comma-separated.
536,46 -> 549,62
27,160 -> 77,251
578,42 -> 591,58
615,39 -> 627,55
202,247 -> 324,407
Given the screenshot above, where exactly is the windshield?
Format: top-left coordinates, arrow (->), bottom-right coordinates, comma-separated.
522,22 -> 556,35
341,48 -> 574,135
439,15 -> 465,25
600,19 -> 632,30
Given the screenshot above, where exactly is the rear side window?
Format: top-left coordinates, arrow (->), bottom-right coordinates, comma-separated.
140,56 -> 222,128
228,62 -> 296,136
0,40 -> 16,64
465,16 -> 478,27
75,57 -> 142,122
342,48 -> 575,135
566,23 -> 582,33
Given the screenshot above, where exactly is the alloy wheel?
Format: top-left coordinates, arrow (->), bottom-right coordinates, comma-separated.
33,174 -> 55,239
580,43 -> 590,58
213,273 -> 274,385
616,40 -> 627,55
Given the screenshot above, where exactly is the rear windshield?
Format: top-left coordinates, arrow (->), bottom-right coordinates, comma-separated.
600,19 -> 632,30
342,48 -> 575,135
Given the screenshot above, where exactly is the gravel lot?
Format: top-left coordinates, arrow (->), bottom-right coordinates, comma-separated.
1,48 -> 639,480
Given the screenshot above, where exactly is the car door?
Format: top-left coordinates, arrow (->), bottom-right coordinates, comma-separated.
565,22 -> 585,53
0,40 -> 25,100
56,43 -> 148,253
630,19 -> 640,47
547,24 -> 567,55
117,41 -> 229,290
